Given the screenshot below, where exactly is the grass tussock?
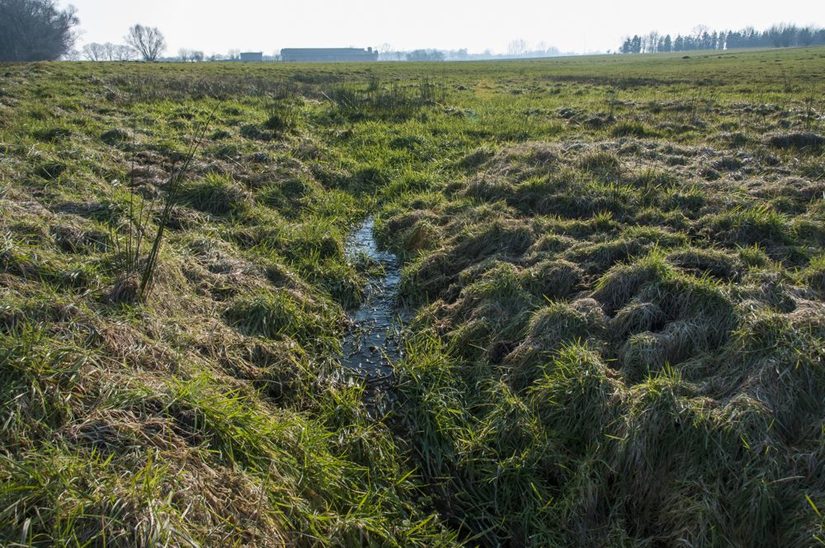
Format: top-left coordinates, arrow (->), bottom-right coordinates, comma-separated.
178,173 -> 248,217
381,113 -> 823,542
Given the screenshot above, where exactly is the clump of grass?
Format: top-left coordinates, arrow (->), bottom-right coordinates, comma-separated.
528,343 -> 619,458
726,307 -> 825,443
239,123 -> 269,141
766,132 -> 824,152
210,336 -> 312,406
611,121 -> 656,138
223,289 -> 341,354
612,371 -> 721,541
445,262 -> 538,362
718,131 -> 752,148
564,237 -> 650,274
100,128 -> 131,147
35,161 -> 66,180
457,146 -> 495,171
163,373 -> 452,545
505,300 -> 606,390
508,172 -> 637,220
326,78 -> 443,122
1,233 -> 102,292
802,254 -> 825,294
738,244 -> 772,268
51,223 -> 111,254
400,219 -> 535,303
642,275 -> 737,334
592,251 -> 674,314
521,258 -> 583,300
0,447 -> 199,546
578,151 -> 622,181
667,247 -> 743,281
262,99 -> 298,135
662,185 -> 706,215
397,219 -> 440,254
258,176 -> 319,218
178,173 -> 247,217
388,134 -> 425,152
609,301 -> 667,342
248,221 -> 357,307
32,126 -> 72,143
704,206 -> 797,250
463,174 -> 515,203
619,321 -> 708,382
394,332 -> 563,545
452,219 -> 535,261
800,157 -> 824,180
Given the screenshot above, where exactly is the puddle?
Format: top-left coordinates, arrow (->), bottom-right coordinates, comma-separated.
341,216 -> 407,382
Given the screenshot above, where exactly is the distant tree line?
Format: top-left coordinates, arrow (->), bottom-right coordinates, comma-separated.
177,49 -> 205,62
83,42 -> 136,61
378,41 -> 566,62
405,49 -> 446,62
82,24 -> 167,62
620,24 -> 825,54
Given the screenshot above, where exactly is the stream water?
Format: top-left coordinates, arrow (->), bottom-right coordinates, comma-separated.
341,217 -> 406,383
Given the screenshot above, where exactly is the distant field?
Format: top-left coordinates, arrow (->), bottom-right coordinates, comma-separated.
1,48 -> 824,546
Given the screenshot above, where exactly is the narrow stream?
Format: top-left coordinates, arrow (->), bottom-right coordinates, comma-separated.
341,216 -> 406,383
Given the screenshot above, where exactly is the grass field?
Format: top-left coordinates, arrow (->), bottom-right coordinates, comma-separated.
1,46 -> 824,546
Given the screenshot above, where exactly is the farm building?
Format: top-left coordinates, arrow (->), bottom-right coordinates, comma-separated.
281,48 -> 379,62
239,52 -> 263,62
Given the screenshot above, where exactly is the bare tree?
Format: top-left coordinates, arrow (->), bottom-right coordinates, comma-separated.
125,24 -> 166,61
378,43 -> 401,61
0,0 -> 78,61
83,42 -> 106,61
102,42 -> 116,60
177,49 -> 205,62
83,41 -> 135,61
507,39 -> 528,57
113,44 -> 135,61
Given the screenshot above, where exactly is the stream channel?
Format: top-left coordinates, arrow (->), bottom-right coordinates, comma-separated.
341,216 -> 407,384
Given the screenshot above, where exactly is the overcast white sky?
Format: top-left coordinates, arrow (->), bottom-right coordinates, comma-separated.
66,0 -> 824,55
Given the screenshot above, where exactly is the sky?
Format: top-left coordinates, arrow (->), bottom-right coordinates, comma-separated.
65,0 -> 825,55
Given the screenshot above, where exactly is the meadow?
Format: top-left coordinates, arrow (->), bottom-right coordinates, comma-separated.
0,47 -> 824,545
